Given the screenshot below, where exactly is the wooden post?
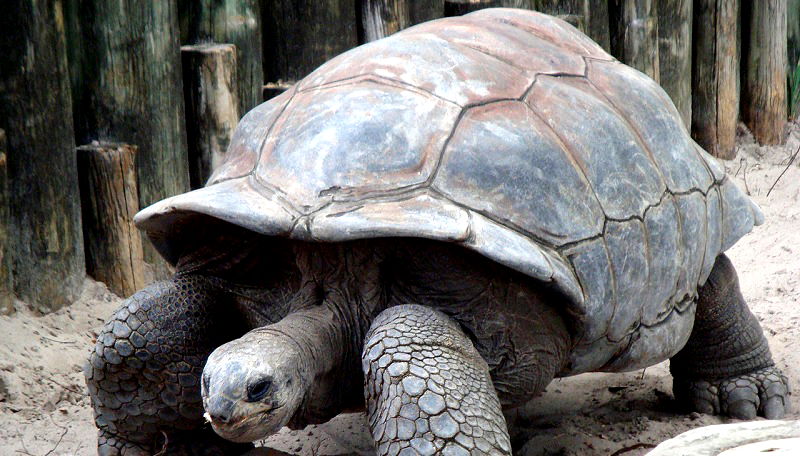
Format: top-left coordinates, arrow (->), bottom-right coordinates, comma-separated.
790,0 -> 800,71
77,144 -> 146,298
742,0 -> 788,145
445,0 -> 505,16
178,0 -> 263,116
360,0 -> 411,42
658,0 -> 693,128
66,0 -> 190,274
410,0 -> 444,24
534,0 -> 589,34
790,0 -> 800,119
261,0 -> 359,82
0,129 -> 12,315
692,0 -> 740,159
588,0 -> 611,51
182,43 -> 241,189
0,0 -> 85,313
610,0 -> 660,82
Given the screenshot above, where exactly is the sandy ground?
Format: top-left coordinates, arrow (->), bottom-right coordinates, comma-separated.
0,123 -> 798,456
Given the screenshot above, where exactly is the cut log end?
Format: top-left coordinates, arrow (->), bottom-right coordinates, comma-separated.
77,143 -> 146,298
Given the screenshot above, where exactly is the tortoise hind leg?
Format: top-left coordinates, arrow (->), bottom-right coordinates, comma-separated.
85,276 -> 252,455
670,254 -> 791,419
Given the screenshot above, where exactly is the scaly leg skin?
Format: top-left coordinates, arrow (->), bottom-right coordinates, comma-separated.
670,254 -> 791,419
85,275 -> 253,455
362,305 -> 511,455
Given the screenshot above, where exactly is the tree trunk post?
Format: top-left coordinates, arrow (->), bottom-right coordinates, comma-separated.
178,0 -> 263,116
692,0 -> 740,159
410,0 -> 444,24
742,0 -> 788,145
444,0 -> 505,16
77,143 -> 146,298
66,0 -> 190,275
587,0 -> 611,51
360,0 -> 411,42
790,0 -> 800,119
610,0 -> 660,82
0,0 -> 85,313
534,0 -> 589,34
0,129 -> 13,315
261,0 -> 359,83
658,0 -> 693,128
181,43 -> 241,189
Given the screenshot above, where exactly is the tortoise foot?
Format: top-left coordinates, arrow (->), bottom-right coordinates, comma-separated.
673,366 -> 791,420
98,428 -> 253,456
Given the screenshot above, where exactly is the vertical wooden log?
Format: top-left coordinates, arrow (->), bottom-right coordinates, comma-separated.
0,129 -> 13,315
409,0 -> 443,24
790,0 -> 800,119
658,0 -> 693,128
360,0 -> 411,42
77,144 -> 146,298
261,0 -> 358,82
66,0 -> 190,273
790,0 -> 800,71
742,0 -> 788,145
178,0 -> 263,116
692,0 -> 740,159
587,0 -> 611,51
445,0 -> 505,16
534,0 -> 589,33
0,0 -> 85,313
182,43 -> 241,189
610,0 -> 660,82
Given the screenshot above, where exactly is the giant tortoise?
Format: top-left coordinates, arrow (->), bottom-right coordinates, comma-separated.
85,8 -> 791,455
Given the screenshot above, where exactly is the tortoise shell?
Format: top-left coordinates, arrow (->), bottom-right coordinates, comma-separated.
137,9 -> 763,375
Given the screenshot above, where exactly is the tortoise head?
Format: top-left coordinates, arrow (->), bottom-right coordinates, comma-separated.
201,329 -> 308,442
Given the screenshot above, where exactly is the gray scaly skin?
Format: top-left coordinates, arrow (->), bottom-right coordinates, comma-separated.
670,255 -> 790,419
86,237 -> 789,455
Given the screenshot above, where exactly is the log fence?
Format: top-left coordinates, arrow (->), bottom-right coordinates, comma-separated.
0,0 -> 795,310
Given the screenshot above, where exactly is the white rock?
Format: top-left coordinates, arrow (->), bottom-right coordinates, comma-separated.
648,420 -> 800,456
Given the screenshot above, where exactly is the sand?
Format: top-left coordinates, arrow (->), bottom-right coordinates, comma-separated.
0,122 -> 798,455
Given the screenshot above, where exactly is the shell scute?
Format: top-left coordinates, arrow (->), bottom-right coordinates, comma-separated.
257,82 -> 460,211
298,33 -> 531,106
209,86 -> 296,184
526,75 -> 665,220
433,100 -> 604,247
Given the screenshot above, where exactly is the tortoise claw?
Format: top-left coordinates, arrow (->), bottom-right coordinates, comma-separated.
674,366 -> 791,420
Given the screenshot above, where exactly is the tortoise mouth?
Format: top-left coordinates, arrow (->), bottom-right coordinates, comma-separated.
205,403 -> 287,442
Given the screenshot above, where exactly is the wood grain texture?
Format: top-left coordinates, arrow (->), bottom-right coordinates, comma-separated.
182,43 -> 240,189
534,0 -> 589,33
409,0 -> 443,24
692,0 -> 739,159
0,0 -> 85,313
742,0 -> 788,145
658,0 -> 692,128
178,0 -> 263,116
0,129 -> 12,315
610,0 -> 660,82
66,0 -> 189,272
77,143 -> 146,298
261,0 -> 358,82
360,0 -> 410,42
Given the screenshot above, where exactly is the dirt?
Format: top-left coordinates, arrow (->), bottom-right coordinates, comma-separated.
0,123 -> 798,455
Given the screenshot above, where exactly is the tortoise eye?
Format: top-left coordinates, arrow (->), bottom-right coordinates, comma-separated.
246,377 -> 272,402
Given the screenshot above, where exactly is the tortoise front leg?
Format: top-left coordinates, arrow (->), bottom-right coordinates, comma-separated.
85,276 -> 251,455
670,254 -> 791,419
362,305 -> 512,455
